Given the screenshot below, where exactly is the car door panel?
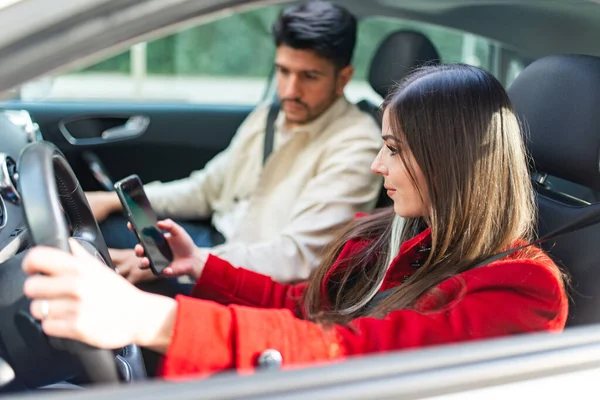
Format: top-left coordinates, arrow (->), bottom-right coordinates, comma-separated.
1,101 -> 252,191
59,114 -> 149,145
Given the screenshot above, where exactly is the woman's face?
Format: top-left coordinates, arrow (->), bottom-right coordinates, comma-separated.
371,110 -> 430,218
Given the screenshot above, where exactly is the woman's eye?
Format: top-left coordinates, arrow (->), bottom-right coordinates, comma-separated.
386,145 -> 399,155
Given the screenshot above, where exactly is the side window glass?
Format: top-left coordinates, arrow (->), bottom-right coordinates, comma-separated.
18,5 -> 283,105
505,58 -> 526,87
349,17 -> 522,104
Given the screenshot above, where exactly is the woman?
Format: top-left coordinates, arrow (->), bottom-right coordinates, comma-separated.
22,64 -> 568,379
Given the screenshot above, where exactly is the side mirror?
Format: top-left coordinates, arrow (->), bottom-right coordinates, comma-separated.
2,110 -> 43,143
18,77 -> 54,101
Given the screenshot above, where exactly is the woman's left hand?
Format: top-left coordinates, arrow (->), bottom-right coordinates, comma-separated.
22,239 -> 156,350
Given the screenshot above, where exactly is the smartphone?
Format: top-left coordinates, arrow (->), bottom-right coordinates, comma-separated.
113,174 -> 173,275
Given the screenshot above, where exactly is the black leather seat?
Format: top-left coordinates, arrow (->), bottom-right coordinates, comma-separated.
358,30 -> 441,126
508,54 -> 600,327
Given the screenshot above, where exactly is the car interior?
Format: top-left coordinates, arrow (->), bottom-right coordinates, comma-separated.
0,0 -> 599,397
0,13 -> 453,392
508,54 -> 600,327
356,29 -> 440,125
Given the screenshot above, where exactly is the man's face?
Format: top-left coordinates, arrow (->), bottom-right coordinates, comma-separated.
275,45 -> 354,127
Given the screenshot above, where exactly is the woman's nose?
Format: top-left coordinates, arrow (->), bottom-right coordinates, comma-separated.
371,149 -> 387,175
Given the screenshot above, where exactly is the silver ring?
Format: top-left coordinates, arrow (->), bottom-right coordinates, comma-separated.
114,267 -> 120,275
39,299 -> 50,320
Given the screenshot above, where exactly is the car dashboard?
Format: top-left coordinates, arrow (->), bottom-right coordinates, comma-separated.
0,111 -> 40,262
0,110 -> 42,389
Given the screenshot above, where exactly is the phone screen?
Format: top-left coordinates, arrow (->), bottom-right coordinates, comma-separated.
114,175 -> 173,275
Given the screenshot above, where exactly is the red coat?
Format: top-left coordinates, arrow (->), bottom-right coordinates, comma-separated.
159,228 -> 568,379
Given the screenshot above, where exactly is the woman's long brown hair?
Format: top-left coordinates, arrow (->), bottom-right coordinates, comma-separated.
303,64 -> 546,324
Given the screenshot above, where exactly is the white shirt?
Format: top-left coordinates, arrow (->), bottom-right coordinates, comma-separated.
144,96 -> 382,282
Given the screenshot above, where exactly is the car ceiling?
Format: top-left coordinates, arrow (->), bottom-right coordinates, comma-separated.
0,0 -> 599,97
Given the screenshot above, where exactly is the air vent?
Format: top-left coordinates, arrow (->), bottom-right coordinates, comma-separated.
0,154 -> 20,204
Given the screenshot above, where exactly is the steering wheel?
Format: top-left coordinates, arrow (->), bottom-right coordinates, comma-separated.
15,141 -> 145,385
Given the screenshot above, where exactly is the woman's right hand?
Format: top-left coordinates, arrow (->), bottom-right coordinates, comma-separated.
133,219 -> 209,282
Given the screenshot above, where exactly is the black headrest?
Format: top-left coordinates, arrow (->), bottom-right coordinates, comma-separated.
508,54 -> 600,191
368,30 -> 440,99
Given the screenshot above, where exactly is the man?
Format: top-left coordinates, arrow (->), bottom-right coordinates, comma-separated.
87,1 -> 382,283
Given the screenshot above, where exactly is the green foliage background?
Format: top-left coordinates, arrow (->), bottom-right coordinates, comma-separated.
81,6 -> 491,80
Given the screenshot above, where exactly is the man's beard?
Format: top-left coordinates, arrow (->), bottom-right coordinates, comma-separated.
280,92 -> 338,125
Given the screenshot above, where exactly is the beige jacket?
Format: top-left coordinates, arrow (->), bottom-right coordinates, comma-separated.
144,96 -> 382,282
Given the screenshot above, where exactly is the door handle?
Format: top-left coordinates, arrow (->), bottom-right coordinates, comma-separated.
101,115 -> 149,140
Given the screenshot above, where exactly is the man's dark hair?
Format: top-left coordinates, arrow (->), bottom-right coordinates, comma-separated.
272,1 -> 357,68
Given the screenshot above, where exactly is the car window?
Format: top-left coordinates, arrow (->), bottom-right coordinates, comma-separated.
17,4 -> 284,105
346,16 -> 526,105
16,10 -> 527,107
505,55 -> 527,87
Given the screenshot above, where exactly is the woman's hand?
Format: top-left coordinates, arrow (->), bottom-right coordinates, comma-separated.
22,239 -> 177,351
134,219 -> 209,282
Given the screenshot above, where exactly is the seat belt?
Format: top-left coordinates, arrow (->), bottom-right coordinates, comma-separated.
263,102 -> 280,165
365,204 -> 600,311
211,101 -> 278,246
